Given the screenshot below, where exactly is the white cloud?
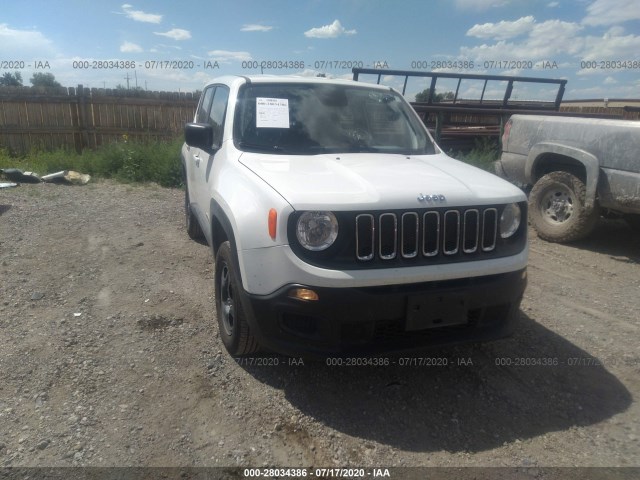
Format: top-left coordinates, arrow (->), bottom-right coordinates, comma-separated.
207,50 -> 252,63
241,24 -> 273,32
604,76 -> 618,84
461,19 -> 584,61
120,4 -> 162,23
454,0 -> 509,10
154,28 -> 191,40
120,41 -> 143,53
580,29 -> 640,60
527,20 -> 584,54
0,23 -> 55,56
304,20 -> 356,39
297,69 -> 329,77
466,16 -> 535,40
548,1 -> 559,6
583,0 -> 640,26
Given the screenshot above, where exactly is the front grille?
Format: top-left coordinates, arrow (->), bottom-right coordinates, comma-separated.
355,207 -> 498,262
287,203 -> 526,270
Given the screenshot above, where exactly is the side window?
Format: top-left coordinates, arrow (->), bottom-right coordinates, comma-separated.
196,87 -> 215,124
208,86 -> 229,148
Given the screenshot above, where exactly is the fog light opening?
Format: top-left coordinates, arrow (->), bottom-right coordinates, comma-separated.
288,288 -> 319,302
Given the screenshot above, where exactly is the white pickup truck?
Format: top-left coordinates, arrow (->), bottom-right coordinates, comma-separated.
497,114 -> 640,242
182,75 -> 528,357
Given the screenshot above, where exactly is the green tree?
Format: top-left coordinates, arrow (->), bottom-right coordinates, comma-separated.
30,72 -> 62,88
0,72 -> 23,87
415,88 -> 455,103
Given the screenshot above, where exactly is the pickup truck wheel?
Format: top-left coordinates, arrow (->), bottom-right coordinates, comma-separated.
214,241 -> 260,356
184,183 -> 204,240
529,171 -> 599,243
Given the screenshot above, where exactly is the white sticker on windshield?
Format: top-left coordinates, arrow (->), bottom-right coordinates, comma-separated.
256,97 -> 290,128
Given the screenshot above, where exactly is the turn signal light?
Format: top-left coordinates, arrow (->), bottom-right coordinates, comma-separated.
268,208 -> 277,240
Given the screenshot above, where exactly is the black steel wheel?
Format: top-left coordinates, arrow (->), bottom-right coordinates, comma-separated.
214,241 -> 260,356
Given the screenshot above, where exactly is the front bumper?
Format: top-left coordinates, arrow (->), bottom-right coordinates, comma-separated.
240,268 -> 527,357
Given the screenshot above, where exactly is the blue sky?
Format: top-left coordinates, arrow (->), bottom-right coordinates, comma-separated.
1,0 -> 639,100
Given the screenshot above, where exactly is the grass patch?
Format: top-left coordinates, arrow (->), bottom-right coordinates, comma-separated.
2,135 -> 503,187
449,137 -> 500,172
0,137 -> 184,188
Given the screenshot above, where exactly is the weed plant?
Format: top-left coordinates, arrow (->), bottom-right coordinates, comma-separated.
0,137 -> 183,187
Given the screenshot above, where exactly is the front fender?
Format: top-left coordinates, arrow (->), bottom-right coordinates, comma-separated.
209,159 -> 293,291
526,142 -> 600,210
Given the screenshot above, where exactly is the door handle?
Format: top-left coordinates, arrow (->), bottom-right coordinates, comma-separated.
193,154 -> 201,167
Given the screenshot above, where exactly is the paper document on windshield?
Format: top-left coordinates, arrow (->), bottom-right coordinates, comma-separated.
256,98 -> 290,128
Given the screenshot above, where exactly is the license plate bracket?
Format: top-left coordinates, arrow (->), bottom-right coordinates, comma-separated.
405,295 -> 468,331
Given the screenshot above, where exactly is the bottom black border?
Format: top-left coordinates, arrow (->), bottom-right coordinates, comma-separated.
0,467 -> 638,480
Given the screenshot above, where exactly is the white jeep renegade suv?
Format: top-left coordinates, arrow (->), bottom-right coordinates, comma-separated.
182,75 -> 528,357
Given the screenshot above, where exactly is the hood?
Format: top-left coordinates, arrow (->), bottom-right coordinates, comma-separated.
239,152 -> 525,210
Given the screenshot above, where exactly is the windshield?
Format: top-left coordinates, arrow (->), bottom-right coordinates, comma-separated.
233,83 -> 436,155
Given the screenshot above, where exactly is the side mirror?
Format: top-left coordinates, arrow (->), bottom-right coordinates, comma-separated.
185,123 -> 213,150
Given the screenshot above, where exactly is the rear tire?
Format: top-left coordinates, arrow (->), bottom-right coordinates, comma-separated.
214,241 -> 260,356
529,171 -> 599,243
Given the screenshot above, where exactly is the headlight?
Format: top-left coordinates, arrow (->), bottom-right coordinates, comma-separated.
500,203 -> 521,239
296,211 -> 338,251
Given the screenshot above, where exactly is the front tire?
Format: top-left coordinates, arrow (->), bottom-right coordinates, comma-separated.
214,241 -> 260,356
529,171 -> 599,243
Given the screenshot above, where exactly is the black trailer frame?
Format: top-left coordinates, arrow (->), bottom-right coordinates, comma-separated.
352,67 -> 567,110
351,68 -> 621,149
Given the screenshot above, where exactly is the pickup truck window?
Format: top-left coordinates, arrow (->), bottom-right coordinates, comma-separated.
233,83 -> 435,155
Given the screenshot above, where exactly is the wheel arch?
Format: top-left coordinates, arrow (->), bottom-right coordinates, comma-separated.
525,143 -> 600,211
210,199 -> 235,260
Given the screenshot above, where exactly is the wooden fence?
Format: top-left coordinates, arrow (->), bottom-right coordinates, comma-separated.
0,85 -> 199,155
1,85 -> 638,155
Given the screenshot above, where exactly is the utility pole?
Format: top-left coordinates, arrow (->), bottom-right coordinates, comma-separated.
124,73 -> 131,90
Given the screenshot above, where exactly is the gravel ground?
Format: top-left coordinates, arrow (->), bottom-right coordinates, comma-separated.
0,180 -> 639,477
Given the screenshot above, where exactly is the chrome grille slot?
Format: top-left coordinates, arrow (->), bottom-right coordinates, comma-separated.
422,211 -> 439,257
482,208 -> 497,252
463,209 -> 479,253
379,213 -> 397,260
354,207 -> 502,262
356,214 -> 375,260
443,210 -> 460,255
401,213 -> 419,258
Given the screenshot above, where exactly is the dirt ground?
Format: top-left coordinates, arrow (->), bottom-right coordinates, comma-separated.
1,180 -> 639,476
